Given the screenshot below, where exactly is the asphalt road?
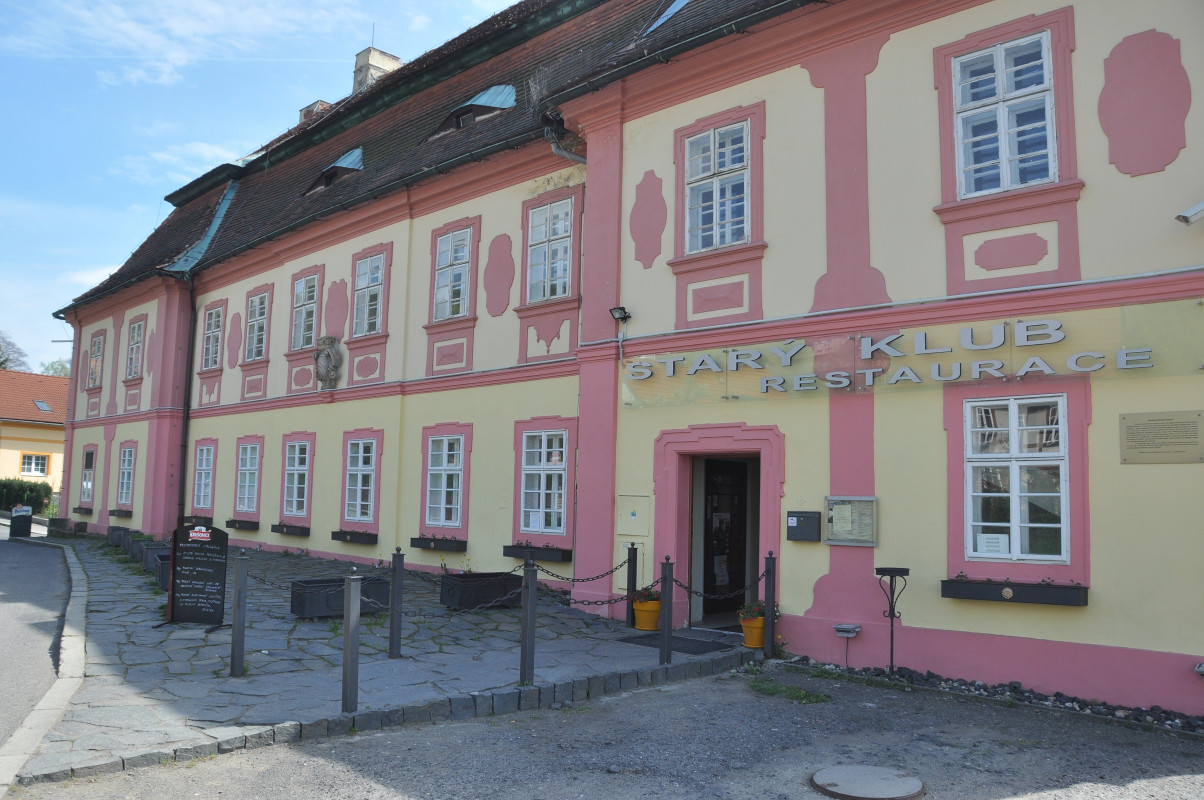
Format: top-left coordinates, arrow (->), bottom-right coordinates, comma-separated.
11,663 -> 1204,799
0,538 -> 68,748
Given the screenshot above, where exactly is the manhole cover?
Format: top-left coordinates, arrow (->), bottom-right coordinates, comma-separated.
810,766 -> 924,800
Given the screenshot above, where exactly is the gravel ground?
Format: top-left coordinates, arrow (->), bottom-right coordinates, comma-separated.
12,661 -> 1203,800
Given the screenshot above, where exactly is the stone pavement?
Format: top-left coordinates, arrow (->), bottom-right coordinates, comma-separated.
7,535 -> 750,788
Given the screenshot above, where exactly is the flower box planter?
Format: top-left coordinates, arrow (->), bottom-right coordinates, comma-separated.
72,506 -> 92,516
290,576 -> 391,618
108,509 -> 133,519
502,544 -> 572,563
154,552 -> 171,592
180,515 -> 213,527
411,536 -> 468,552
940,579 -> 1089,606
331,530 -> 377,545
225,519 -> 260,531
107,526 -> 128,548
270,523 -> 310,537
439,572 -> 523,611
141,542 -> 170,572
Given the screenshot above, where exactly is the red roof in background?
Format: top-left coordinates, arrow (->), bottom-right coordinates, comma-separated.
0,371 -> 69,425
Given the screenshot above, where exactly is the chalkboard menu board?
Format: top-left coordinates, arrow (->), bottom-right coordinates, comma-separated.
170,525 -> 229,624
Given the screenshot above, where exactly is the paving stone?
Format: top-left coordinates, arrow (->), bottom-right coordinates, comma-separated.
519,686 -> 540,710
572,678 -> 589,701
120,749 -> 173,769
472,692 -> 494,716
493,688 -> 520,715
175,741 -> 219,761
244,727 -> 275,748
428,699 -> 452,721
449,695 -> 476,720
402,704 -> 432,724
538,684 -> 556,709
354,710 -> 382,731
381,707 -> 404,727
274,721 -> 301,743
604,672 -> 621,693
620,671 -> 637,690
301,720 -> 329,739
588,674 -> 606,697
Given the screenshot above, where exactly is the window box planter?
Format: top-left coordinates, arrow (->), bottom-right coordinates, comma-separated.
108,509 -> 133,519
940,579 -> 1088,606
180,515 -> 213,527
72,506 -> 92,516
290,576 -> 391,618
270,523 -> 310,537
225,519 -> 260,531
141,541 -> 170,572
502,544 -> 572,563
331,530 -> 377,545
439,572 -> 523,611
107,526 -> 129,547
410,536 -> 468,552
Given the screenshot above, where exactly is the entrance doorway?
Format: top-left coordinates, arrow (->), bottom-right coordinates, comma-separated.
689,457 -> 759,629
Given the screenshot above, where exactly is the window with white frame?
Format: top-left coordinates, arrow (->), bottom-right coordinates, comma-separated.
201,307 -> 223,370
526,199 -> 573,302
117,446 -> 135,506
87,334 -> 104,388
344,439 -> 376,522
685,120 -> 749,253
965,394 -> 1067,561
520,431 -> 566,534
434,229 -> 471,320
80,451 -> 95,503
283,441 -> 309,516
193,445 -> 214,509
954,31 -> 1055,198
353,254 -> 384,336
425,435 -> 463,526
21,454 -> 48,476
245,293 -> 268,361
236,443 -> 260,513
126,321 -> 144,379
292,275 -> 318,350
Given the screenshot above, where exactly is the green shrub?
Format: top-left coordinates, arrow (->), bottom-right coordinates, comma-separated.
0,478 -> 53,513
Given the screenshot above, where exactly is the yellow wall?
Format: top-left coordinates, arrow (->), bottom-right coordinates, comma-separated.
0,421 -> 64,493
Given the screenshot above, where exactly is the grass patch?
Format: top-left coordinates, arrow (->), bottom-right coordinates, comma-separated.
748,675 -> 829,704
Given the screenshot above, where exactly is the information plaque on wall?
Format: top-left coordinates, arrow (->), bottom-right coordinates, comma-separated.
824,496 -> 878,546
1119,411 -> 1203,464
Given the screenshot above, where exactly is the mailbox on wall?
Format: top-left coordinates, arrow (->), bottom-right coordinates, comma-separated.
786,511 -> 822,542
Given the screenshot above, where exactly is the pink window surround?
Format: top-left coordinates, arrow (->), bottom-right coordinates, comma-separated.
285,264 -> 325,395
115,439 -> 138,512
231,434 -> 265,521
512,415 -> 578,549
668,103 -> 766,330
424,217 -> 481,376
933,8 -> 1082,295
943,375 -> 1090,586
515,184 -> 585,364
280,432 -> 316,526
346,243 -> 393,387
78,444 -> 98,509
339,428 -> 384,535
652,422 -> 785,627
122,314 -> 148,412
197,298 -> 228,408
418,422 -> 473,538
240,284 -> 274,402
84,330 -> 106,419
191,438 -> 219,513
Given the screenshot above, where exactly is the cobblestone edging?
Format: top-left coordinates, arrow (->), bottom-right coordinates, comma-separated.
18,650 -> 757,785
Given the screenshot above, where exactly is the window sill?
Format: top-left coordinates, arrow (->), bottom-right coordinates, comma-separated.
514,295 -> 581,317
940,579 -> 1088,606
933,179 -> 1085,225
122,375 -> 144,388
423,315 -> 477,334
667,240 -> 767,276
196,366 -> 223,378
332,530 -> 378,545
347,331 -> 389,346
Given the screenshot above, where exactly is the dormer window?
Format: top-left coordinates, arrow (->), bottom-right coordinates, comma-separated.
428,85 -> 516,139
305,148 -> 363,195
456,110 -> 476,129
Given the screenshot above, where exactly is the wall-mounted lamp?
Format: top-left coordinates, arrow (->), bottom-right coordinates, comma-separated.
833,623 -> 861,639
609,306 -> 632,323
1175,200 -> 1204,225
1195,663 -> 1204,678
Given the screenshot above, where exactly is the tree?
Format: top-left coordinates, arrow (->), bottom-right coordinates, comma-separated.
40,358 -> 71,377
0,331 -> 30,371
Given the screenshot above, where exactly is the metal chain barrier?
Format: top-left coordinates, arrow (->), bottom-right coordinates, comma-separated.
670,569 -> 767,601
533,560 -> 627,584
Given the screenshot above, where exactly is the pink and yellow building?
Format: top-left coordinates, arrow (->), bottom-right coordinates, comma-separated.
57,0 -> 1204,712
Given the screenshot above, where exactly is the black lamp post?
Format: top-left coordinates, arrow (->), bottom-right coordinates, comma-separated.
875,567 -> 909,674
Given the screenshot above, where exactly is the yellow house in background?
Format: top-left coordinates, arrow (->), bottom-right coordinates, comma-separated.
0,370 -> 69,496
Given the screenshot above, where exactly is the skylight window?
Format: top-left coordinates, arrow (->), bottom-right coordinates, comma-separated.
34,400 -> 52,412
646,0 -> 691,34
428,85 -> 516,140
304,148 -> 363,195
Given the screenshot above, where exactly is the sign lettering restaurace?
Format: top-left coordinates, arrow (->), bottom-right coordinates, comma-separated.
620,317 -> 1161,406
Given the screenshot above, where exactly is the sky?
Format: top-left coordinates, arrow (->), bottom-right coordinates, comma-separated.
0,0 -> 515,371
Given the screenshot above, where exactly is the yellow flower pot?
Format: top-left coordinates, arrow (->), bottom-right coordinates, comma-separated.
740,616 -> 765,648
633,600 -> 661,631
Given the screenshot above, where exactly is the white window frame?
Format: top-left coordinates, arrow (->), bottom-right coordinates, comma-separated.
434,229 -> 471,321
292,275 -> 318,350
201,307 -> 223,371
117,447 -> 135,506
353,253 -> 384,337
684,120 -> 750,253
520,430 -> 566,534
526,199 -> 573,303
87,334 -> 104,388
283,441 -> 309,517
126,320 -> 144,379
21,454 -> 48,477
245,293 -> 268,362
193,445 -> 214,509
80,451 -> 95,503
953,31 -> 1056,199
344,438 -> 376,522
236,443 -> 260,513
964,394 -> 1068,563
425,435 -> 464,526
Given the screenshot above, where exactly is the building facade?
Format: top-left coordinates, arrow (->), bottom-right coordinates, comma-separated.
57,0 -> 1204,713
0,370 -> 69,496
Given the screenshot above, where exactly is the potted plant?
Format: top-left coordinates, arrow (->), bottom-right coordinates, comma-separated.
737,599 -> 777,649
631,586 -> 661,631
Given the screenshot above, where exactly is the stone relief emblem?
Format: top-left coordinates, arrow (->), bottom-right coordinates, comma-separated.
314,336 -> 343,390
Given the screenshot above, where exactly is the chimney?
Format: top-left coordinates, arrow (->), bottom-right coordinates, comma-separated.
353,47 -> 403,94
298,100 -> 333,125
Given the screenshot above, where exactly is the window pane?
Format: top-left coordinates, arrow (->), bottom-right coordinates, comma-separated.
972,526 -> 1010,555
715,124 -> 746,171
961,110 -> 1001,193
686,132 -> 713,180
1021,526 -> 1062,556
957,51 -> 998,106
1003,38 -> 1045,93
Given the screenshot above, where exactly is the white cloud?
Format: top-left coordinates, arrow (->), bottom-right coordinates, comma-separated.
113,141 -> 244,186
410,14 -> 432,32
58,266 -> 120,288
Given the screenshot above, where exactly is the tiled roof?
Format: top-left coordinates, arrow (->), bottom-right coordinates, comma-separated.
0,370 -> 69,426
63,0 -> 821,314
